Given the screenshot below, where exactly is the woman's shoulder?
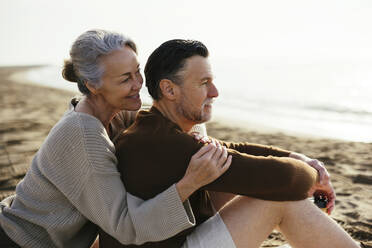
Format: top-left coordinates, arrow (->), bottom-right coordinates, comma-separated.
45,110 -> 110,152
62,97 -> 106,133
56,110 -> 105,134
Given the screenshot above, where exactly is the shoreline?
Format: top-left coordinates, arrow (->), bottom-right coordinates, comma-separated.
1,66 -> 371,246
14,65 -> 372,144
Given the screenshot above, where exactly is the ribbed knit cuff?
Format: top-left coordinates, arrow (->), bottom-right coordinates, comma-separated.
164,184 -> 196,228
125,184 -> 196,244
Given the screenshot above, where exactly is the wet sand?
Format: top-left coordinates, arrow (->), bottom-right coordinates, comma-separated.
0,66 -> 371,247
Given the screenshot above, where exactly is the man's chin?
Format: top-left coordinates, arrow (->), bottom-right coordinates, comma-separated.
203,108 -> 213,122
197,113 -> 212,124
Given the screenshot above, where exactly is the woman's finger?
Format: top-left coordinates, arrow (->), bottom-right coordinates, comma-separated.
220,155 -> 232,173
193,143 -> 214,159
201,136 -> 211,144
190,132 -> 213,145
212,141 -> 223,161
217,146 -> 228,167
199,144 -> 218,162
190,132 -> 202,141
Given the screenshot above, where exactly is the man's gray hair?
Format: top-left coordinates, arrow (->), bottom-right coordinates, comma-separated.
63,29 -> 136,94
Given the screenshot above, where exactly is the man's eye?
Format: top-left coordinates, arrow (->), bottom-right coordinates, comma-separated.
122,78 -> 130,83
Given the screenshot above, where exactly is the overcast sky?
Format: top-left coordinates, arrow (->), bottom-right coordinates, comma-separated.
1,0 -> 372,66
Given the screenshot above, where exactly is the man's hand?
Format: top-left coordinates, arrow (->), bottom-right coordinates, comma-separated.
307,180 -> 336,214
289,152 -> 335,214
289,152 -> 330,184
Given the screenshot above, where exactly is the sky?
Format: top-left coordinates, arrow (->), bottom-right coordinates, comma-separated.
1,0 -> 372,66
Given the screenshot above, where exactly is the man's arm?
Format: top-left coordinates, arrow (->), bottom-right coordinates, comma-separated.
218,140 -> 291,157
117,133 -> 318,202
203,147 -> 318,201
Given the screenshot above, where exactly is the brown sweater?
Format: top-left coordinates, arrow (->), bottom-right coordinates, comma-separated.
99,107 -> 318,248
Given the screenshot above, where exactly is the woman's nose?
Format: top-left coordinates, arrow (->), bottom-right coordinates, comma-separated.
132,74 -> 143,90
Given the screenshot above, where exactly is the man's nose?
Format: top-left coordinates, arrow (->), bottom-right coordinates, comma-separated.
208,83 -> 219,98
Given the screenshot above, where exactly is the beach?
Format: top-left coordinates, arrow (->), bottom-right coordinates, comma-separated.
0,66 -> 371,247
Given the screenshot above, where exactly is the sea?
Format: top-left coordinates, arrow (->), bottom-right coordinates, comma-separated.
22,57 -> 372,143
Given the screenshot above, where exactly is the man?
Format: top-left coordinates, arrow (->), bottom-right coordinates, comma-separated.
100,40 -> 358,248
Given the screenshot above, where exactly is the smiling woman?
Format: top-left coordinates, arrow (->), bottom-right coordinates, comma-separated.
95,47 -> 143,111
0,29 -> 232,248
72,46 -> 144,126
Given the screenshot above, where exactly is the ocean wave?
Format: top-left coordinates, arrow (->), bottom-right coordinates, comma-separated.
305,105 -> 372,117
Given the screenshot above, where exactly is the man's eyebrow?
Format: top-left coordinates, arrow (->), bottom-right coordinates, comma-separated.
120,64 -> 140,77
201,76 -> 213,81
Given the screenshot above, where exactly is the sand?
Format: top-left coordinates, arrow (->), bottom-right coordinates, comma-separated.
0,66 -> 371,247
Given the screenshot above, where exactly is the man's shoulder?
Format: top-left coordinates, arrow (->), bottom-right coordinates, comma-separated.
116,125 -> 195,149
115,126 -> 200,159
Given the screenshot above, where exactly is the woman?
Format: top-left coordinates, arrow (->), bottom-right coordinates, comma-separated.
0,30 -> 231,248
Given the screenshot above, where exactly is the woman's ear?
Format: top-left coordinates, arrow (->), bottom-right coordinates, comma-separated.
159,79 -> 178,100
85,82 -> 98,95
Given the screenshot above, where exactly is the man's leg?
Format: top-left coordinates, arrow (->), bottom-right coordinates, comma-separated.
218,196 -> 358,248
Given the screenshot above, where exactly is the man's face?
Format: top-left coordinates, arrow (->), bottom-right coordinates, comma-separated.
175,55 -> 219,124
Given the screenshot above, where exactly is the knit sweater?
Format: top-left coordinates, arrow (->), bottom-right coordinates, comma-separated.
99,107 -> 318,248
0,103 -> 199,248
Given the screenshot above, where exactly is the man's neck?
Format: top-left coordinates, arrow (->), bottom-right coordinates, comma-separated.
152,101 -> 194,133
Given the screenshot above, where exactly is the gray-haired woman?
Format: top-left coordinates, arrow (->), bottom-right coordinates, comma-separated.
0,30 -> 231,248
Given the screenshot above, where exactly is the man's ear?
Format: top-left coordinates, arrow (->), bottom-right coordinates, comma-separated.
159,79 -> 178,100
85,82 -> 98,95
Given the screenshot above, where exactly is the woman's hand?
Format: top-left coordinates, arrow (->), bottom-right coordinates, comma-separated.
290,152 -> 336,214
176,140 -> 232,202
190,132 -> 212,144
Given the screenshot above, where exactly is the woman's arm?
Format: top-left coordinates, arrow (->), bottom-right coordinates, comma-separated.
45,117 -> 201,245
53,119 -> 230,245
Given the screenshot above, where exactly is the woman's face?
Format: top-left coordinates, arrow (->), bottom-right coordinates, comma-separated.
96,46 -> 143,111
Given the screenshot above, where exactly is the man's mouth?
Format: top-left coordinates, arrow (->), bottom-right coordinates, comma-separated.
204,100 -> 214,107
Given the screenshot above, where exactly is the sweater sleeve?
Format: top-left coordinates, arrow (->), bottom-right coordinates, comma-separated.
119,132 -> 318,202
44,114 -> 195,245
75,174 -> 195,245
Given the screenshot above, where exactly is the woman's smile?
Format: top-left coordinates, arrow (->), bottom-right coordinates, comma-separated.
126,93 -> 140,99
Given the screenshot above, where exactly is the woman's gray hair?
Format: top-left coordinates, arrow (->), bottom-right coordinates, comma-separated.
62,29 -> 137,95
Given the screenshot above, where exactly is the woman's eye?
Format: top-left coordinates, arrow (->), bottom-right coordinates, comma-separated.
122,78 -> 130,83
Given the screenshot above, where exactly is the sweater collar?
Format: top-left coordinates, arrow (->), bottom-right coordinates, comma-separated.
146,106 -> 184,132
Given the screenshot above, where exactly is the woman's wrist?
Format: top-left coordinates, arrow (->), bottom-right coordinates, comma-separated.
176,177 -> 198,202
